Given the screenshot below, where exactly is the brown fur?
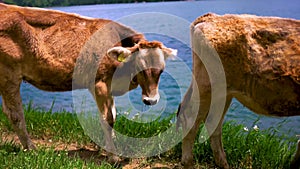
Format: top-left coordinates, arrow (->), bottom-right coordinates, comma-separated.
179,13 -> 300,168
0,3 -> 175,160
138,40 -> 163,49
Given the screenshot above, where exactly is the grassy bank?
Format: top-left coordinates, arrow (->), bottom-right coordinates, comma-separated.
0,105 -> 297,168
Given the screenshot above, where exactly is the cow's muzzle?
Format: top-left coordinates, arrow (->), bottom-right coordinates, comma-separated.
142,93 -> 160,105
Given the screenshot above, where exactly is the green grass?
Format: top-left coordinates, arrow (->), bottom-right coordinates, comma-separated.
0,105 -> 298,168
191,122 -> 297,168
0,106 -> 90,144
0,143 -> 113,169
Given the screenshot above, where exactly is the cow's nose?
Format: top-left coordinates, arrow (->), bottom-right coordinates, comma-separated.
143,98 -> 158,105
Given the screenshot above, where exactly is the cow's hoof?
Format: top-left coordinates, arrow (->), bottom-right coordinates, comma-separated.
290,140 -> 300,169
181,158 -> 194,169
107,154 -> 122,164
182,163 -> 194,169
24,141 -> 37,150
213,152 -> 230,169
215,160 -> 230,169
290,161 -> 300,169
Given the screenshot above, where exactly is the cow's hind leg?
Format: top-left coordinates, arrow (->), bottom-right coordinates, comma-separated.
207,98 -> 231,169
1,81 -> 35,150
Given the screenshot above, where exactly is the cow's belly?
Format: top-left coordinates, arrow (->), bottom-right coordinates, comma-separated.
22,66 -> 75,92
233,92 -> 300,117
229,77 -> 300,117
23,76 -> 73,92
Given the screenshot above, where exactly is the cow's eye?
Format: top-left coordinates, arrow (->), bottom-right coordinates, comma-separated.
132,75 -> 137,84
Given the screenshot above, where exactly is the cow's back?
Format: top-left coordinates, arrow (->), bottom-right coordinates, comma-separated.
191,13 -> 300,116
0,3 -> 143,91
0,3 -> 111,59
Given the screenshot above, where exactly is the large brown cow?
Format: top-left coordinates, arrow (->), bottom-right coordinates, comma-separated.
178,13 -> 300,168
0,3 -> 176,161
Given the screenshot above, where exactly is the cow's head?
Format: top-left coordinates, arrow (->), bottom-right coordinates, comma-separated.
107,40 -> 177,105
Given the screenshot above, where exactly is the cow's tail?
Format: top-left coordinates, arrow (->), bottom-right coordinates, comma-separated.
176,103 -> 182,132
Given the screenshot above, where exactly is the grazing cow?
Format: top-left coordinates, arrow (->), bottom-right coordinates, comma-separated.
0,3 -> 176,160
178,13 -> 300,168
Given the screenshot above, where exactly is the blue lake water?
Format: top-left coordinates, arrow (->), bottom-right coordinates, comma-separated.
1,0 -> 299,137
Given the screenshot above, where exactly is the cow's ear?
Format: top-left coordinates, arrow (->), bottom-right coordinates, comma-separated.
107,47 -> 132,62
162,47 -> 177,60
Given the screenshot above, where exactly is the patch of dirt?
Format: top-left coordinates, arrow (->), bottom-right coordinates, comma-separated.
1,132 -> 187,169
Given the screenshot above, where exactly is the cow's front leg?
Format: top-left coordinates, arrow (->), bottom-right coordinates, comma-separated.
179,83 -> 203,168
93,81 -> 120,162
181,114 -> 202,169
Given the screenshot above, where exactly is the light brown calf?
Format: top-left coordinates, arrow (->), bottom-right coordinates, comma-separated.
0,3 -> 176,160
178,13 -> 300,168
